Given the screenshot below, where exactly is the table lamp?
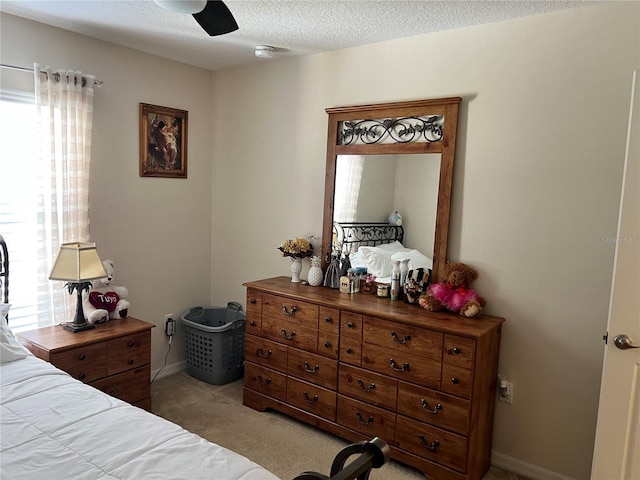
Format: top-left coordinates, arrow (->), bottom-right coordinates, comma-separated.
49,242 -> 107,332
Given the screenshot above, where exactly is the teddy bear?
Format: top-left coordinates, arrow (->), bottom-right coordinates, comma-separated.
82,259 -> 130,324
418,261 -> 485,318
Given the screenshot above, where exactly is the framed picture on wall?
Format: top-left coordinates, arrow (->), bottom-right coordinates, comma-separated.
139,103 -> 188,178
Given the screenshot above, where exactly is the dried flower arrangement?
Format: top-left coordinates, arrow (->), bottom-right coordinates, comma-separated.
277,237 -> 314,259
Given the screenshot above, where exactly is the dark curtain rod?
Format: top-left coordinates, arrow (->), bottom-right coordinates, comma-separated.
0,63 -> 104,87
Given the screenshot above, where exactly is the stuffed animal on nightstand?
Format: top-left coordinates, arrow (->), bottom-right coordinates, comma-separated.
82,259 -> 130,324
418,261 -> 485,318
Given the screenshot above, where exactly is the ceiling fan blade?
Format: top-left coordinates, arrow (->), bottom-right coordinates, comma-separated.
193,0 -> 238,36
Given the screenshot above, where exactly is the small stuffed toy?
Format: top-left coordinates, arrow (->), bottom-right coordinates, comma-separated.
418,262 -> 485,318
82,259 -> 130,324
388,210 -> 403,226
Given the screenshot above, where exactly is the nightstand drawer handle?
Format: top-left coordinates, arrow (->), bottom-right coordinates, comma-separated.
257,348 -> 272,358
303,391 -> 319,403
281,329 -> 296,340
355,411 -> 374,426
303,361 -> 319,374
391,331 -> 411,344
389,359 -> 409,372
127,359 -> 134,365
128,341 -> 134,348
78,373 -> 86,380
78,354 -> 86,361
421,399 -> 443,414
357,379 -> 375,392
418,436 -> 440,451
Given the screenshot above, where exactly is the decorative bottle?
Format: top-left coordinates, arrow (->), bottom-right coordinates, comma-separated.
390,260 -> 401,301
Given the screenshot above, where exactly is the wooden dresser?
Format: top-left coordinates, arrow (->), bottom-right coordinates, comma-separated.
243,277 -> 504,480
17,317 -> 154,411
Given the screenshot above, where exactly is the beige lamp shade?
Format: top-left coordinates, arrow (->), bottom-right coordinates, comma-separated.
49,242 -> 107,282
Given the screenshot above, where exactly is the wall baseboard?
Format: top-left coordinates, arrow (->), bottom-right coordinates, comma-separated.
492,451 -> 575,480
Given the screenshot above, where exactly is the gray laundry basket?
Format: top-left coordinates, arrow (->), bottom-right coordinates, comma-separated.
180,302 -> 246,385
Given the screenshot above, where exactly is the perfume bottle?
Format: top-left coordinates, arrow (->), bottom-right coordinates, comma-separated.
390,260 -> 401,301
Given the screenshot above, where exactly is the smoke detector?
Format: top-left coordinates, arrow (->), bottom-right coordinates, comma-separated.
255,45 -> 275,59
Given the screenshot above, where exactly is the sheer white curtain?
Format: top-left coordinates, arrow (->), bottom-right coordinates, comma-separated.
333,155 -> 364,222
33,63 -> 96,326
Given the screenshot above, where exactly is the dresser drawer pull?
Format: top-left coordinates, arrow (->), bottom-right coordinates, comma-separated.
389,359 -> 410,372
257,348 -> 272,358
304,361 -> 320,374
282,305 -> 297,316
257,375 -> 271,386
420,399 -> 443,414
324,341 -> 332,348
391,331 -> 411,344
78,373 -> 86,380
357,379 -> 375,392
127,359 -> 134,365
281,329 -> 296,340
303,391 -> 319,403
346,348 -> 353,354
249,320 -> 256,326
324,316 -> 333,323
355,411 -> 374,426
128,341 -> 134,348
250,298 -> 257,304
78,354 -> 86,361
418,436 -> 440,451
451,377 -> 459,385
347,322 -> 355,329
452,347 -> 461,354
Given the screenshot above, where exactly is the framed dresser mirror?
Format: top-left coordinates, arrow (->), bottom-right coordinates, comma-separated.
321,97 -> 461,283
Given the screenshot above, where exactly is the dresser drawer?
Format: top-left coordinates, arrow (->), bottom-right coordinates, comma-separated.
50,343 -> 107,382
246,290 -> 263,335
337,395 -> 396,442
363,317 -> 443,361
245,334 -> 288,372
262,316 -> 318,352
340,312 -> 363,339
244,362 -> 287,402
395,414 -> 468,473
288,348 -> 338,390
339,339 -> 362,366
338,364 -> 397,410
319,306 -> 340,334
397,381 -> 470,435
90,364 -> 150,405
106,332 -> 150,375
287,377 -> 336,421
444,335 -> 475,370
263,293 -> 319,327
318,332 -> 339,359
441,364 -> 473,399
362,343 -> 441,389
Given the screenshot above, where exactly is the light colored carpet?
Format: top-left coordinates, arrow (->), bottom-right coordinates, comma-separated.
151,372 -> 527,480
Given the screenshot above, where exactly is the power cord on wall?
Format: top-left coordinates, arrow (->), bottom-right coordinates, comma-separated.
151,317 -> 175,384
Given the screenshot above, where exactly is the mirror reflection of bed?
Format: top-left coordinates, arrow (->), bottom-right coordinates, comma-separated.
333,153 -> 439,283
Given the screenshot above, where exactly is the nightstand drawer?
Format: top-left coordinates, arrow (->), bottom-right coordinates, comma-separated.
106,332 -> 150,375
91,364 -> 150,405
50,343 -> 107,382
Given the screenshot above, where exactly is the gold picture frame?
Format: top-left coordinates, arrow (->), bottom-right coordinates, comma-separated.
139,103 -> 187,178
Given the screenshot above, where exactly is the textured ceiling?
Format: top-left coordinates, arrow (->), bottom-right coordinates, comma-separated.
1,0 -> 600,72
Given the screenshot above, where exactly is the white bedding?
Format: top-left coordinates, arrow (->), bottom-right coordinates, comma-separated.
0,355 -> 279,480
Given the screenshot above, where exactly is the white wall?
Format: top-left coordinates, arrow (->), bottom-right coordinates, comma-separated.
210,3 -> 639,479
2,2 -> 639,479
0,13 -> 214,374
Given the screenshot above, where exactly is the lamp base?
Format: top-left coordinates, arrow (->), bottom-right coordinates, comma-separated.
63,322 -> 95,333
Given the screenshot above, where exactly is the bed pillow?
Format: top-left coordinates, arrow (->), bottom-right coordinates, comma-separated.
375,241 -> 410,253
349,250 -> 367,269
1,304 -> 30,363
391,249 -> 433,270
358,246 -> 393,277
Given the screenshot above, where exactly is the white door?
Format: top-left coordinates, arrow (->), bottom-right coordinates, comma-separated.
591,70 -> 640,479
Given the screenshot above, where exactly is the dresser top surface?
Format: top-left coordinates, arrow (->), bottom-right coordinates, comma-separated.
16,317 -> 154,352
244,277 -> 504,338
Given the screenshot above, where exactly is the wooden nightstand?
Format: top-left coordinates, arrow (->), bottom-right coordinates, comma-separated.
17,317 -> 154,411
